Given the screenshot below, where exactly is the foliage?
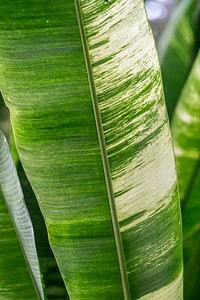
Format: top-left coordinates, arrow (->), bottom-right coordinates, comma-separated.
1,0 -> 199,299
171,51 -> 200,299
0,131 -> 44,299
158,0 -> 200,118
159,0 -> 200,299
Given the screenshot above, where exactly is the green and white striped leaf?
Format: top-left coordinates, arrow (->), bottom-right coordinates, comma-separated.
171,51 -> 200,299
0,1 -> 183,299
0,131 -> 45,300
158,0 -> 200,118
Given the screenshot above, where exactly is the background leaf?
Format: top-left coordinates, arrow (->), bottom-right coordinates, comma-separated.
158,0 -> 200,118
171,50 -> 200,300
183,170 -> 200,300
0,189 -> 38,300
0,93 -> 10,139
171,50 -> 200,203
0,131 -> 45,299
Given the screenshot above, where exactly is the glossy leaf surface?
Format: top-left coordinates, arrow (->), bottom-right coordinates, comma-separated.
171,51 -> 200,300
0,189 -> 37,300
158,0 -> 200,118
5,125 -> 68,299
0,1 -> 183,299
17,161 -> 69,300
0,131 -> 45,299
171,51 -> 200,203
183,170 -> 200,300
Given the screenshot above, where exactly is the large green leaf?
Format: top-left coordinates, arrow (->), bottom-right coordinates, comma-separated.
158,0 -> 200,118
0,131 -> 45,299
0,1 -> 183,299
2,112 -> 68,298
171,51 -> 200,299
4,124 -> 68,299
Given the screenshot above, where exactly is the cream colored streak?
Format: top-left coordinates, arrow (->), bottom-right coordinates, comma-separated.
116,124 -> 177,227
139,269 -> 183,300
83,0 -> 160,90
81,0 -> 181,297
82,0 -> 177,232
104,83 -> 165,153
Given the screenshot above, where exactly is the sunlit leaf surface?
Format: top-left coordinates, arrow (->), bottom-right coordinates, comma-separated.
0,1 -> 183,299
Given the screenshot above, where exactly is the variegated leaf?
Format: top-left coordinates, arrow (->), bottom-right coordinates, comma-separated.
0,1 -> 183,299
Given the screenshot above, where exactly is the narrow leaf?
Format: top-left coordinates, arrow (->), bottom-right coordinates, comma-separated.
171,50 -> 200,204
0,131 -> 45,300
183,169 -> 200,300
0,190 -> 38,299
171,51 -> 200,299
158,0 -> 200,118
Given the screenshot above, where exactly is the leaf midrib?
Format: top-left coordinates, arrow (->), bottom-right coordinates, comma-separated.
73,1 -> 131,299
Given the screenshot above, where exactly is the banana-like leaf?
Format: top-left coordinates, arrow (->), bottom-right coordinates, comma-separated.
6,123 -> 68,299
0,1 -> 183,299
171,51 -> 200,299
7,125 -> 68,299
0,131 -> 45,300
158,0 -> 200,118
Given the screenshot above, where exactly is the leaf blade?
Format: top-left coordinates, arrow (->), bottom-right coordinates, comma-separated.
0,131 -> 45,300
158,0 -> 200,118
171,50 -> 200,299
0,0 -> 183,299
80,0 -> 183,297
74,1 -> 131,298
171,50 -> 200,203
